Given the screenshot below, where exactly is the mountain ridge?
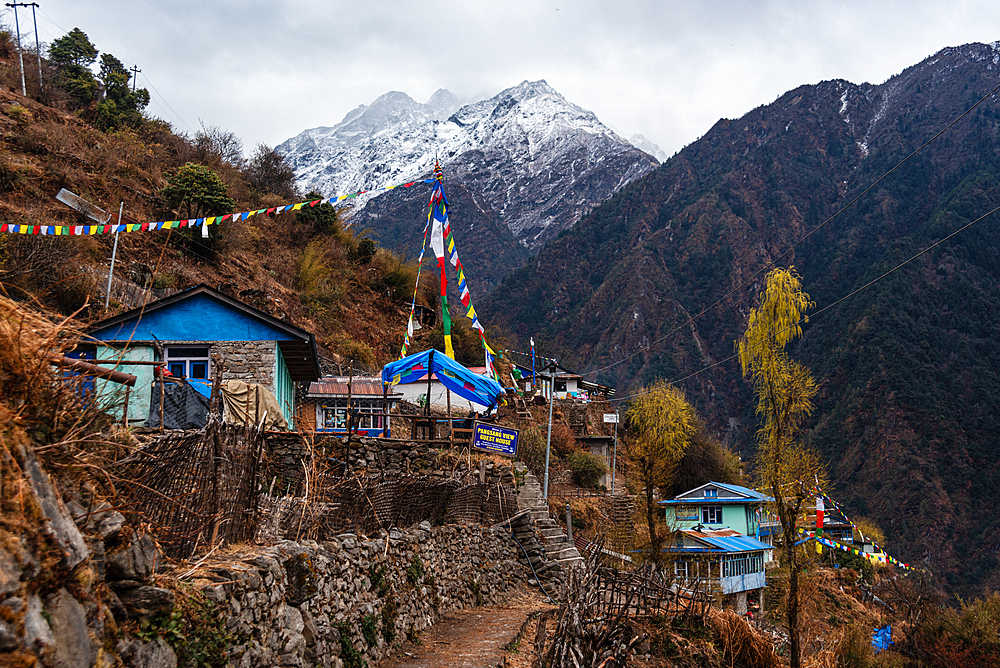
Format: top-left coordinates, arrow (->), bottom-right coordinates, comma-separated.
482,42 -> 1000,595
278,80 -> 658,293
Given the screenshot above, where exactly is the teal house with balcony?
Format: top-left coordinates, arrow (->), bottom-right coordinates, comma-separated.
661,482 -> 775,614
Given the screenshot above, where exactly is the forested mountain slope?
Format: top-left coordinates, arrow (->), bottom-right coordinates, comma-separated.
484,42 -> 1000,595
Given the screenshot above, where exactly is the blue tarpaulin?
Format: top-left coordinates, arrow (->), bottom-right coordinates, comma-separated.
381,349 -> 505,409
872,625 -> 893,653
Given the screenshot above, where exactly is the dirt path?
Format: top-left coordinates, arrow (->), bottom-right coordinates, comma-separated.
375,587 -> 554,668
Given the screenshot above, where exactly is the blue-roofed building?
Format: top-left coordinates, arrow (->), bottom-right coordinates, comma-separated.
78,284 -> 319,428
662,482 -> 777,613
669,527 -> 773,614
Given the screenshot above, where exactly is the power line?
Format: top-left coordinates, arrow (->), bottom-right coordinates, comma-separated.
138,72 -> 193,134
609,203 -> 1000,405
583,78 -> 1000,380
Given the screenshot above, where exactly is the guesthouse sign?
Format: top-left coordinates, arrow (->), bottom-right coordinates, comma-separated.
472,423 -> 519,457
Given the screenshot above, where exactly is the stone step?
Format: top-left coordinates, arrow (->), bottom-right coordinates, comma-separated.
548,547 -> 582,561
540,527 -> 567,540
556,556 -> 585,568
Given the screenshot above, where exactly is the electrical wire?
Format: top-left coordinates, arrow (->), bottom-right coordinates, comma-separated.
608,202 -> 1000,405
583,79 -> 1000,380
138,72 -> 193,134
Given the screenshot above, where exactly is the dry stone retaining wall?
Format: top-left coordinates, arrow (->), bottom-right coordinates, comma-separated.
191,522 -> 525,667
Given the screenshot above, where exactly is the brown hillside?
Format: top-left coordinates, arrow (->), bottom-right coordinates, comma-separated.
0,85 -> 425,367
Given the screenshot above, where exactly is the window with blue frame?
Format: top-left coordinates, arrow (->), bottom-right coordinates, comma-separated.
320,400 -> 384,431
702,505 -> 723,524
166,346 -> 210,379
705,488 -> 718,497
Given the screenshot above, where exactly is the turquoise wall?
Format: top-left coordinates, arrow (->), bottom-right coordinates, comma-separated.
93,345 -> 154,425
666,503 -> 759,536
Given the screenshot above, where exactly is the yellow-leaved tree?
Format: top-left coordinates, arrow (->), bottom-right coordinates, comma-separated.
626,382 -> 696,562
738,267 -> 825,668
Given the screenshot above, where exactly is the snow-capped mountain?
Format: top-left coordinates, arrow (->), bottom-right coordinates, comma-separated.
278,81 -> 658,254
629,134 -> 668,162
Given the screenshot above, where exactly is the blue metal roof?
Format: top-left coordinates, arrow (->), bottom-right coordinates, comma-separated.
712,482 -> 773,502
660,481 -> 774,505
696,534 -> 773,553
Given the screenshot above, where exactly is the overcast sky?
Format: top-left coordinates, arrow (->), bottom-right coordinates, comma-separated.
10,1 -> 1000,162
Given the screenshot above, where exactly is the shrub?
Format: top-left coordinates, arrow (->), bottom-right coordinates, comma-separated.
381,597 -> 398,643
834,624 -> 875,668
5,104 -> 32,125
406,555 -> 424,584
361,614 -> 378,647
567,451 -> 608,488
517,426 -> 547,477
918,592 -> 1000,666
355,237 -> 377,264
550,421 -> 577,457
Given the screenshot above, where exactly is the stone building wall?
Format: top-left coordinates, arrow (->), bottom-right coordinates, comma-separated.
213,340 -> 276,391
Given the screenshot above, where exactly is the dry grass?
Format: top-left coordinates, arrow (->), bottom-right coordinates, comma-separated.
706,608 -> 781,668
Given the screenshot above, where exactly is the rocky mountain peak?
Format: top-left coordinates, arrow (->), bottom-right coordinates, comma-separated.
277,81 -> 658,267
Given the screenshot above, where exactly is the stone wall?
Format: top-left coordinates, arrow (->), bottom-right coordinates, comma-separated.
267,435 -> 518,495
189,523 -> 525,667
214,340 -> 276,391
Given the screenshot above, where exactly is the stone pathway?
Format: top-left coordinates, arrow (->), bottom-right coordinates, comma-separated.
374,588 -> 551,668
514,465 -> 584,569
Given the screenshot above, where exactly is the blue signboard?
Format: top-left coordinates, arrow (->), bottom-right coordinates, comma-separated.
472,423 -> 519,457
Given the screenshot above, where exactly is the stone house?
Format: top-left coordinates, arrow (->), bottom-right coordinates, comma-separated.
78,284 -> 319,429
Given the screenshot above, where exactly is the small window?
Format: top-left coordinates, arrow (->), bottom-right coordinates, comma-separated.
674,561 -> 688,577
702,505 -> 723,524
705,488 -> 718,497
320,400 -> 384,431
165,346 -> 210,379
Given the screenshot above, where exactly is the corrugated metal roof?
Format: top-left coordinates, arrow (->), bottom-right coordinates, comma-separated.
683,530 -> 773,553
712,482 -> 774,502
661,481 -> 774,504
307,377 -> 396,397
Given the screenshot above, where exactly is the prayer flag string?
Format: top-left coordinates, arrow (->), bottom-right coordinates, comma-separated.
3,178 -> 438,236
803,483 -> 918,571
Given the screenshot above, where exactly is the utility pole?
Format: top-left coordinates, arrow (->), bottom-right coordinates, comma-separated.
543,359 -> 557,501
130,64 -> 140,92
5,3 -> 26,96
6,3 -> 40,95
104,202 -> 124,311
29,3 -> 40,93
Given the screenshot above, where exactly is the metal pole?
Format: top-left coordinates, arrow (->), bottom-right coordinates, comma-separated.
130,64 -> 140,93
7,3 -> 26,96
29,3 -> 40,93
104,202 -> 123,310
611,414 -> 618,494
543,360 -> 556,502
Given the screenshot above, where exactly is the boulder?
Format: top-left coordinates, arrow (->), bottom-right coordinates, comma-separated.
116,586 -> 176,620
106,533 -> 161,582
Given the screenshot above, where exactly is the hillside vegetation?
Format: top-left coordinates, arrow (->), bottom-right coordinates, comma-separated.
0,26 -> 431,369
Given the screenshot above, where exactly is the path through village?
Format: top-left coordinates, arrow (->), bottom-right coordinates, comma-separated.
375,587 -> 553,668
